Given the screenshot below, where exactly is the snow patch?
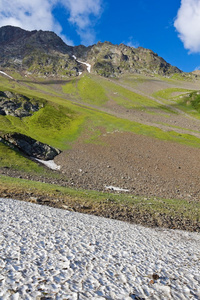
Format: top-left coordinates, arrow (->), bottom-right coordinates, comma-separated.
105,185 -> 130,192
35,158 -> 61,170
72,55 -> 91,73
0,71 -> 14,79
80,61 -> 91,73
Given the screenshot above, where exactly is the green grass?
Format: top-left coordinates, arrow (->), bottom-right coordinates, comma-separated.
175,91 -> 200,118
0,143 -> 45,173
1,74 -> 200,231
62,78 -> 78,96
0,175 -> 199,226
169,73 -> 195,81
0,103 -> 85,150
23,104 -> 84,149
1,79 -> 200,149
63,75 -> 109,106
153,88 -> 192,100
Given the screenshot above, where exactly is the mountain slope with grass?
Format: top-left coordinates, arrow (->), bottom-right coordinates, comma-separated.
0,26 -> 200,231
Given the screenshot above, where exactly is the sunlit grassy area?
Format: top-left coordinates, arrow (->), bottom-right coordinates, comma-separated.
0,175 -> 199,229
1,73 -> 200,175
63,75 -> 109,106
153,87 -> 192,100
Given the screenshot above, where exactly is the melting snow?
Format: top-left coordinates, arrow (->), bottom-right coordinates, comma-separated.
0,71 -> 14,79
72,55 -> 91,73
105,185 -> 130,192
0,197 -> 200,299
35,158 -> 61,170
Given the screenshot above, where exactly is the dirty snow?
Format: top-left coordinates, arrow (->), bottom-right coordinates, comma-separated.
35,158 -> 61,170
0,71 -> 13,79
0,198 -> 200,299
72,55 -> 91,73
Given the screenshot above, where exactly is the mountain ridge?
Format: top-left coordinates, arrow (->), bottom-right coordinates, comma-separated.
0,25 -> 181,78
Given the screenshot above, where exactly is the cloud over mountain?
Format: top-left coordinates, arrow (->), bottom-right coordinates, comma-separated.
0,0 -> 103,45
174,0 -> 200,53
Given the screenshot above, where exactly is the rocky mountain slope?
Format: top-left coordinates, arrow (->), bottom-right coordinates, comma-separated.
0,26 -> 80,77
0,25 -> 181,77
73,41 -> 181,77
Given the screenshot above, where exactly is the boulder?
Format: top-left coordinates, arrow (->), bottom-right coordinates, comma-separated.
2,133 -> 61,160
0,91 -> 41,118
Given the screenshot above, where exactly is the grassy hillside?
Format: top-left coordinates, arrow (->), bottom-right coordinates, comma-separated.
1,72 -> 200,174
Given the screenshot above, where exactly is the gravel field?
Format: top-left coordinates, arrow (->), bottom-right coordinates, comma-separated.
55,131 -> 200,201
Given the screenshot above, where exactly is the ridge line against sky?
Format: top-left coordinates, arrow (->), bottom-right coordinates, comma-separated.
0,0 -> 200,72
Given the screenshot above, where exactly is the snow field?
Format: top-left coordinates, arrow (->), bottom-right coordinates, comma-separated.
0,198 -> 200,299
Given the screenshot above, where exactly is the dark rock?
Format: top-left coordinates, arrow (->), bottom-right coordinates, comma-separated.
2,133 -> 61,160
0,91 -> 42,117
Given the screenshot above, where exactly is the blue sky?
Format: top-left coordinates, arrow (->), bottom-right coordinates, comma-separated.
1,0 -> 200,72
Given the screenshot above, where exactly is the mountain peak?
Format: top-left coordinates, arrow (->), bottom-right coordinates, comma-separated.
0,25 -> 182,78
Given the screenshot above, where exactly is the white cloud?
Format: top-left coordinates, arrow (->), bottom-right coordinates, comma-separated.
125,36 -> 139,48
61,0 -> 102,45
0,0 -> 103,45
174,0 -> 200,53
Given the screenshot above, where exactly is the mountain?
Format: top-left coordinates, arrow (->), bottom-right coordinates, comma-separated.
0,25 -> 181,77
0,25 -> 80,77
73,41 -> 181,77
1,26 -> 200,232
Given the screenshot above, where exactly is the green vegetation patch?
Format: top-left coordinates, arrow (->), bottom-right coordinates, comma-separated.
179,91 -> 200,112
153,88 -> 191,100
0,143 -> 44,173
174,95 -> 200,121
23,104 -> 84,149
63,75 -> 108,106
0,101 -> 85,150
62,78 -> 78,96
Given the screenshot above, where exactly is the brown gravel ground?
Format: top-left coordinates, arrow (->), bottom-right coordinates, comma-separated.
55,131 -> 200,201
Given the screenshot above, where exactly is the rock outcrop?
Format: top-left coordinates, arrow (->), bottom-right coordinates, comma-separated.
1,133 -> 61,160
73,42 -> 181,77
0,91 -> 43,117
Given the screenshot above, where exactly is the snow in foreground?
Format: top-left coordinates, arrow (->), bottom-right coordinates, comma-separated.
0,198 -> 200,300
